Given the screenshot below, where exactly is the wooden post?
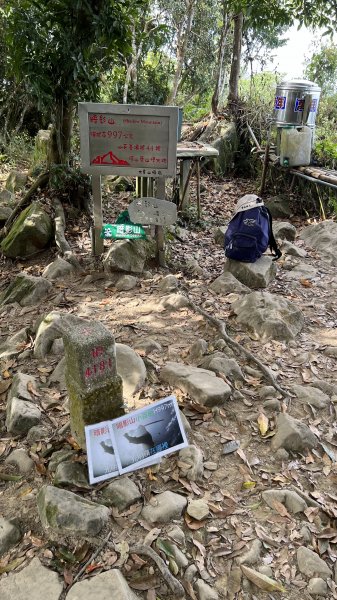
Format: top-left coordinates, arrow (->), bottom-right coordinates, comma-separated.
196,159 -> 201,220
155,178 -> 166,267
91,175 -> 104,256
179,158 -> 192,210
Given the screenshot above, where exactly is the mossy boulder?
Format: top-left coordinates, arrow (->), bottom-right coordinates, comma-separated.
5,170 -> 28,192
0,201 -> 53,258
0,272 -> 52,307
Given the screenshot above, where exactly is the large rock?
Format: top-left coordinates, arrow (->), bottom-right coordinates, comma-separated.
0,327 -> 30,359
0,557 -> 63,600
232,291 -> 304,341
271,413 -> 318,452
203,122 -> 238,176
300,220 -> 337,265
262,489 -> 307,514
34,311 -> 62,358
101,477 -> 142,510
116,343 -> 146,401
5,170 -> 28,192
34,129 -> 51,164
160,362 -> 231,406
264,195 -> 292,219
66,570 -> 140,600
297,546 -> 332,580
290,384 -> 329,409
0,518 -> 21,557
141,491 -> 187,523
200,353 -> 244,382
179,445 -> 204,481
0,205 -> 12,224
8,371 -> 38,402
37,485 -> 110,536
42,257 -> 77,281
283,262 -> 317,281
103,239 -> 151,274
209,272 -> 250,295
273,221 -> 296,241
214,225 -> 228,247
223,256 -> 277,289
281,240 -> 307,258
0,202 -> 53,258
6,397 -> 41,435
0,272 -> 52,307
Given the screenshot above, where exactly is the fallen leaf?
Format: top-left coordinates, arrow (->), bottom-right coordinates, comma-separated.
236,448 -> 252,473
241,564 -> 286,592
0,556 -> 26,574
184,513 -> 207,530
129,575 -> 159,590
0,379 -> 12,394
300,278 -> 312,288
242,480 -> 256,490
272,499 -> 291,518
2,370 -> 11,379
144,528 -> 161,546
63,567 -> 73,586
223,440 -> 240,455
27,381 -> 41,397
257,412 -> 269,436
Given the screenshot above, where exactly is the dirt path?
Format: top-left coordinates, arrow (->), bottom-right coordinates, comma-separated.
1,174 -> 337,599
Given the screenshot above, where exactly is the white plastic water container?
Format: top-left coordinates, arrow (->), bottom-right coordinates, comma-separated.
279,126 -> 312,167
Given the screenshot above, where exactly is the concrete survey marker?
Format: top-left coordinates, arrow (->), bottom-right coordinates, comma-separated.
128,197 -> 177,226
63,317 -> 124,448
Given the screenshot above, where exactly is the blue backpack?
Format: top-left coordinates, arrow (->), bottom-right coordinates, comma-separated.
224,201 -> 282,263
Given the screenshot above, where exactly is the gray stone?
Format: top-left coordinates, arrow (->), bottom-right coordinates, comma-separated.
42,257 -> 77,281
27,425 -> 50,442
259,385 -> 278,399
273,221 -> 296,241
103,239 -> 151,274
158,274 -> 179,293
300,220 -> 337,265
66,569 -> 140,600
101,477 -> 141,510
6,397 -> 41,435
34,311 -> 62,358
49,357 -> 66,390
307,577 -> 328,596
5,170 -> 28,192
232,291 -> 304,341
187,339 -> 208,362
214,225 -> 228,247
53,461 -> 90,489
224,256 -> 277,289
133,338 -> 162,355
200,353 -> 244,382
272,413 -> 318,452
262,489 -> 307,514
115,275 -> 138,291
185,564 -> 199,582
0,205 -> 12,223
237,539 -> 262,565
0,326 -> 30,360
283,262 -> 317,281
178,445 -> 204,481
0,518 -> 21,557
179,410 -> 192,437
291,384 -> 329,409
34,129 -> 51,162
264,195 -> 292,219
48,449 -> 76,472
300,525 -> 312,543
263,399 -> 281,412
51,338 -> 64,355
141,491 -> 187,523
210,272 -> 250,295
187,499 -> 209,521
281,240 -> 307,258
195,579 -> 219,600
116,343 -> 146,401
0,202 -> 53,258
275,448 -> 289,461
311,380 -> 337,396
167,525 -> 186,546
0,557 -> 63,600
5,448 -> 34,474
0,188 -> 16,205
8,371 -> 38,401
297,546 -> 332,580
160,362 -> 231,406
159,293 -> 190,311
258,565 -> 274,578
0,272 -> 52,307
37,485 -> 110,536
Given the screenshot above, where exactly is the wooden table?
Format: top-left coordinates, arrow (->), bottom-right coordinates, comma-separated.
176,141 -> 219,215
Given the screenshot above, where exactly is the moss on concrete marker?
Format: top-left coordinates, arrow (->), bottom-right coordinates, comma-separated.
63,317 -> 124,448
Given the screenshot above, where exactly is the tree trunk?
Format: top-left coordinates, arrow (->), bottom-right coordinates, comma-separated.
50,97 -> 74,166
228,11 -> 244,107
166,0 -> 195,105
211,2 -> 229,115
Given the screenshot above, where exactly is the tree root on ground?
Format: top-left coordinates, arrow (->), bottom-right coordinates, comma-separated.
53,197 -> 82,270
130,544 -> 185,599
187,296 -> 289,399
0,171 -> 50,242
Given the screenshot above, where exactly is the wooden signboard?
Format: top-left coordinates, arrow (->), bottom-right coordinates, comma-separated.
79,103 -> 179,178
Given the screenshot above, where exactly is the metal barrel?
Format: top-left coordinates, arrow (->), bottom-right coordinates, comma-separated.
274,79 -> 321,129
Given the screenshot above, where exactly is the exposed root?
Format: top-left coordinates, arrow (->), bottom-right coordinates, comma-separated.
187,296 -> 289,399
130,543 -> 185,599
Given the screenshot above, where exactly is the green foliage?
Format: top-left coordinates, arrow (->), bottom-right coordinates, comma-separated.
312,94 -> 337,168
0,132 -> 34,168
239,72 -> 281,142
183,90 -> 213,122
304,44 -> 337,95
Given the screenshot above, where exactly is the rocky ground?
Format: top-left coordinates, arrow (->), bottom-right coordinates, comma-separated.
1,170 -> 337,600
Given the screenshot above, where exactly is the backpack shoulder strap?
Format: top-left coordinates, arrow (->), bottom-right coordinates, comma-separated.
264,207 -> 282,261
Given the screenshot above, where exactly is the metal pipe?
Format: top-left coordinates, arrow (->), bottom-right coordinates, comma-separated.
289,169 -> 337,191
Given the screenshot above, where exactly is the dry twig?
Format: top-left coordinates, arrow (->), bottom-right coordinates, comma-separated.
129,543 -> 185,599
